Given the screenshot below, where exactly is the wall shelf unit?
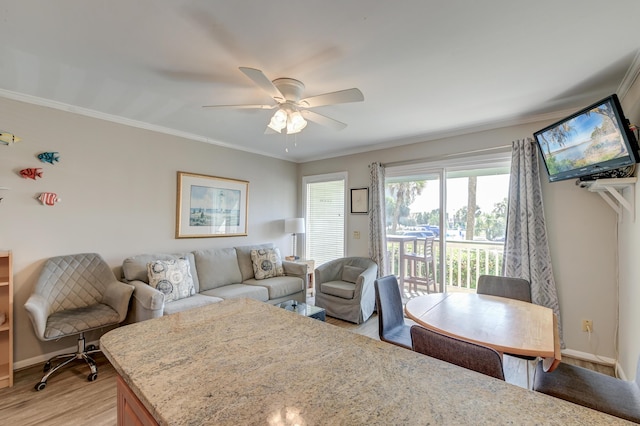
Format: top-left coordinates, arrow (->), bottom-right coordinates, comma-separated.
0,250 -> 13,388
581,177 -> 637,221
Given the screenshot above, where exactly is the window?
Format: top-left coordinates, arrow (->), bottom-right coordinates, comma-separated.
303,173 -> 346,266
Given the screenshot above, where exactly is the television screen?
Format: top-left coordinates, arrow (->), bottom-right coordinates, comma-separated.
534,94 -> 638,182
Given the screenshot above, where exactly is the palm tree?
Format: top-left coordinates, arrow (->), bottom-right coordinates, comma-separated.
387,180 -> 426,233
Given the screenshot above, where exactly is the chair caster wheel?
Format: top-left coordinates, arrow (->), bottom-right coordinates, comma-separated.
35,381 -> 47,391
88,372 -> 98,382
43,362 -> 51,372
87,344 -> 96,351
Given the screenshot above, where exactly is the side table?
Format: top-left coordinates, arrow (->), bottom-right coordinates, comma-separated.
287,258 -> 315,296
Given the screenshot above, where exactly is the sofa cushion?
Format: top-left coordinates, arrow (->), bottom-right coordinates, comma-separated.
200,284 -> 269,302
321,280 -> 356,299
236,243 -> 275,281
250,248 -> 284,280
162,294 -> 223,316
122,253 -> 200,292
147,258 -> 196,303
244,276 -> 303,299
342,265 -> 365,283
193,248 -> 243,291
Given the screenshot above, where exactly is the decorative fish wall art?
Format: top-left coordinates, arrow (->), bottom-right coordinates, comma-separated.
37,192 -> 61,206
38,152 -> 60,165
0,132 -> 21,146
20,168 -> 43,180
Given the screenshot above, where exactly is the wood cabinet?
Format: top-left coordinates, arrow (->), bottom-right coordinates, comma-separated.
117,375 -> 158,426
0,250 -> 13,388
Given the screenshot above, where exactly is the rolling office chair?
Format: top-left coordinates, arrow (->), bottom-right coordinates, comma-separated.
24,253 -> 134,390
374,275 -> 413,349
410,325 -> 505,380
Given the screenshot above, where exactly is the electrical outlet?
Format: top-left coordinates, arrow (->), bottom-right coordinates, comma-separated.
582,319 -> 593,332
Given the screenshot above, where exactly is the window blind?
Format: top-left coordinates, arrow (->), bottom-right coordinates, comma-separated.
305,178 -> 345,266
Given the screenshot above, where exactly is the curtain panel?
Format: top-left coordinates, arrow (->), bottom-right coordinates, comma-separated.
504,138 -> 564,347
369,162 -> 388,277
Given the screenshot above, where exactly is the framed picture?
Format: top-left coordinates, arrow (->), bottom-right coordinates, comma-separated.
350,187 -> 369,214
176,171 -> 249,238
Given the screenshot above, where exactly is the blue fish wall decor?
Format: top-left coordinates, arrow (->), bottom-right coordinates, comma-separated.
38,152 -> 60,165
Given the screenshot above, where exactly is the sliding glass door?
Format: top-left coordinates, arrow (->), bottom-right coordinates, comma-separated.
385,153 -> 510,298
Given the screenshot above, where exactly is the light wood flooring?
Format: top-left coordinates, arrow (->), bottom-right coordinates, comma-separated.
0,313 -> 615,426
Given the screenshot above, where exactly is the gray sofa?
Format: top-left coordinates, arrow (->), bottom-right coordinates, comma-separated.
122,243 -> 307,323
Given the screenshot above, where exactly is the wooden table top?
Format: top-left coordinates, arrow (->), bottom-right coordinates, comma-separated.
405,293 -> 558,362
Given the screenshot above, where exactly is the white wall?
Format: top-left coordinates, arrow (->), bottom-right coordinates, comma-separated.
299,122 -> 620,359
618,78 -> 640,379
0,97 -> 299,364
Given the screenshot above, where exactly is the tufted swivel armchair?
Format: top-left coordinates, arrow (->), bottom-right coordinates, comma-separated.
24,253 -> 134,391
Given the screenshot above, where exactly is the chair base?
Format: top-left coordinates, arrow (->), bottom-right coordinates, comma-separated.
34,332 -> 100,391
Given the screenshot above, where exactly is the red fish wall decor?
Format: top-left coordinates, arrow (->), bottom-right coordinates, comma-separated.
19,168 -> 43,180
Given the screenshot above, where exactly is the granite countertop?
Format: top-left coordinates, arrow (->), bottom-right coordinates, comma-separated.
101,298 -> 629,425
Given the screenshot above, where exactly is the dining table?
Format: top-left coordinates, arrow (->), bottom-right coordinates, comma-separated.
405,292 -> 561,372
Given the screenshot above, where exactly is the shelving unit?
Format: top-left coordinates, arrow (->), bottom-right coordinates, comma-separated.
581,177 -> 637,221
0,250 -> 13,388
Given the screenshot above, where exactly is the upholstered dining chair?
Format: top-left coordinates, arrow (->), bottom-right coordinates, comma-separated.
403,236 -> 437,293
410,325 -> 505,380
533,356 -> 640,423
374,275 -> 413,349
477,274 -> 535,387
24,253 -> 134,391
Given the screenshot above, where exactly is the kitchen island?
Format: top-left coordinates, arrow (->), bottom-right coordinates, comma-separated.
100,298 -> 626,425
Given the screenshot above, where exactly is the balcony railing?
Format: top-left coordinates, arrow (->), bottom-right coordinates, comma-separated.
387,235 -> 504,294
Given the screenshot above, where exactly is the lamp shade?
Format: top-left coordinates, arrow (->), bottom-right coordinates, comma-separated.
285,218 -> 305,234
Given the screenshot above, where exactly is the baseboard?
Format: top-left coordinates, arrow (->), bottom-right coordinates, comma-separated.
13,339 -> 101,370
561,348 -> 616,366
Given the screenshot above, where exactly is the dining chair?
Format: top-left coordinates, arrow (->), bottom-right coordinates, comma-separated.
374,275 -> 413,349
410,325 -> 505,380
403,236 -> 437,293
477,274 -> 535,387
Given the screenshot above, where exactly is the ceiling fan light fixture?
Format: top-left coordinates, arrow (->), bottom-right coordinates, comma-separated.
268,108 -> 287,133
287,110 -> 307,134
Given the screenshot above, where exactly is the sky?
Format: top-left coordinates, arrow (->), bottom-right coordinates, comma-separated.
409,174 -> 510,215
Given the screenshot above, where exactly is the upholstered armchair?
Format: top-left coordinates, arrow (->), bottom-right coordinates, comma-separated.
314,257 -> 378,324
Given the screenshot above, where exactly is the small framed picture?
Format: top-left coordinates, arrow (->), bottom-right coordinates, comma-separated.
350,187 -> 369,214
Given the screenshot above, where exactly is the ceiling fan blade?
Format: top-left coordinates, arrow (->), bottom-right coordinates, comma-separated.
202,104 -> 275,109
300,88 -> 364,108
301,110 -> 348,131
239,67 -> 284,101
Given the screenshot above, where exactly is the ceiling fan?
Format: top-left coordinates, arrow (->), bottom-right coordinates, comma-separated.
203,67 -> 364,134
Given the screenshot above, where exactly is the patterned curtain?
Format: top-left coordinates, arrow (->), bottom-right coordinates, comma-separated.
504,138 -> 564,347
369,162 -> 388,276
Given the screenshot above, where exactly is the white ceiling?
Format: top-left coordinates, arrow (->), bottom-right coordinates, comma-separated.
1,1 -> 639,162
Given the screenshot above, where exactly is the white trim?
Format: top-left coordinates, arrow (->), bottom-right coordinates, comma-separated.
561,348 -> 617,367
13,339 -> 101,370
0,88 -> 292,162
618,49 -> 640,101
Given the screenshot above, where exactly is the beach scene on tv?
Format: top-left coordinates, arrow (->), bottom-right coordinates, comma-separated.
537,101 -> 628,175
189,185 -> 241,227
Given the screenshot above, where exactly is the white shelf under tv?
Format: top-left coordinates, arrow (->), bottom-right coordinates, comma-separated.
582,177 -> 637,220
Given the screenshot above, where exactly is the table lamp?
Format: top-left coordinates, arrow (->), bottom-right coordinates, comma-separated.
284,218 -> 305,260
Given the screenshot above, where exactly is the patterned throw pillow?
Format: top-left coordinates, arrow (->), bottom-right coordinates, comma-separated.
250,248 -> 284,280
147,258 -> 196,303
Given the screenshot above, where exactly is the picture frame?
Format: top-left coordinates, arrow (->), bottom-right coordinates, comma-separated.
350,187 -> 369,214
176,171 -> 249,238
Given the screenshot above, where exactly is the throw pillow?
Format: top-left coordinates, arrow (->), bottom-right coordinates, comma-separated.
147,258 -> 196,303
342,265 -> 365,283
251,248 -> 284,280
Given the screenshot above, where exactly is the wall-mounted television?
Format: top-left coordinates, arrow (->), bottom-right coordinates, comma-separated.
533,94 -> 639,182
